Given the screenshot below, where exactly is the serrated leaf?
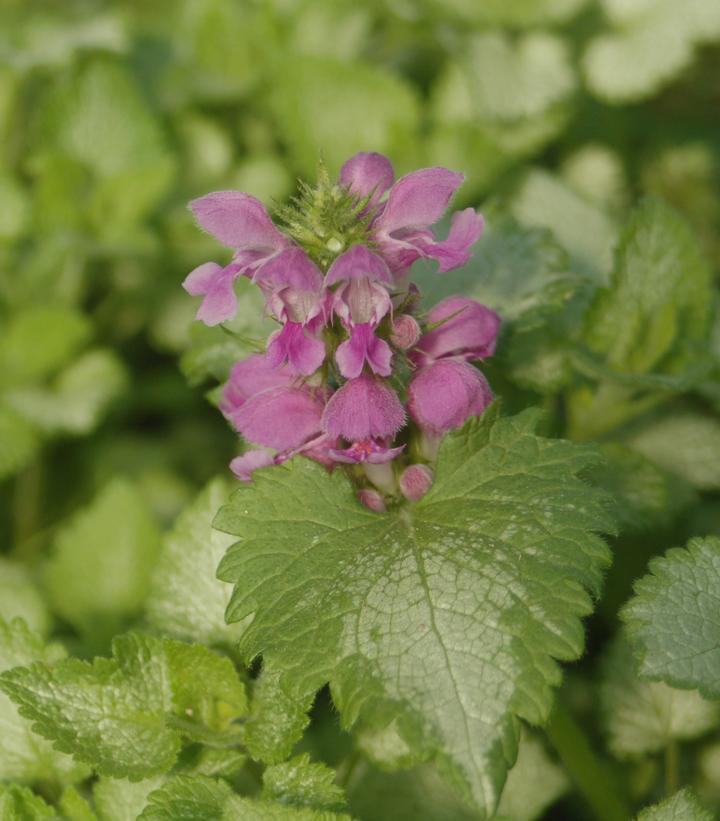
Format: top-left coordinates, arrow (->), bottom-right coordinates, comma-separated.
215,410 -> 612,816
622,537 -> 720,700
0,633 -> 247,779
6,349 -> 128,435
94,776 -> 166,821
0,784 -> 54,820
146,478 -> 242,646
636,787 -> 714,821
0,618 -> 88,785
44,478 -> 161,637
623,411 -> 720,491
415,211 -> 577,332
583,198 -> 711,377
600,637 -> 718,758
0,560 -> 52,637
263,754 -> 346,812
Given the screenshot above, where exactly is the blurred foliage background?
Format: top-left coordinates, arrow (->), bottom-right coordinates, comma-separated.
1,0 -> 720,818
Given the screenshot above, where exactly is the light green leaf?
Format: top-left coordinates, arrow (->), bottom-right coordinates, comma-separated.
600,637 -> 718,758
146,478 -> 241,646
0,633 -> 247,779
0,560 -> 52,636
583,198 -> 711,377
58,785 -> 98,821
6,349 -> 128,436
423,0 -> 588,26
216,409 -> 612,816
94,776 -> 166,821
623,537 -> 720,699
0,405 -> 39,481
511,169 -> 616,283
263,754 -> 346,812
223,794 -> 350,821
268,56 -> 419,178
636,787 -> 714,821
624,411 -> 720,491
495,729 -> 568,821
44,478 -> 161,637
0,306 -> 90,391
0,784 -> 54,820
0,618 -> 88,785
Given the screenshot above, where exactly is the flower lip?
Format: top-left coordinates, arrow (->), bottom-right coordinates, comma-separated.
325,245 -> 393,286
189,190 -> 289,251
339,152 -> 395,208
322,373 -> 406,441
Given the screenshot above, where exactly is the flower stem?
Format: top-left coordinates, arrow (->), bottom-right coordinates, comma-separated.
546,701 -> 630,821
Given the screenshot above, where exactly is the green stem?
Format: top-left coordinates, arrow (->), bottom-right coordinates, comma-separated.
546,701 -> 630,821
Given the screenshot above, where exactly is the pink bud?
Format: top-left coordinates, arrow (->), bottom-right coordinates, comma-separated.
413,296 -> 500,366
408,359 -> 492,436
399,464 -> 433,501
357,488 -> 387,513
390,314 -> 421,350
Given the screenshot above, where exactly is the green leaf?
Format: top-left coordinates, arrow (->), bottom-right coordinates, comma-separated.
0,405 -> 39,481
0,784 -> 54,820
262,754 -> 346,812
44,478 -> 161,637
0,633 -> 247,779
623,411 -> 720,491
600,637 -> 718,758
0,618 -> 88,785
268,56 -> 419,178
511,169 -> 616,283
94,776 -> 166,821
636,787 -> 714,821
6,349 -> 128,435
0,559 -> 52,637
583,0 -> 720,103
0,306 -> 90,391
424,0 -> 588,26
215,409 -> 613,816
583,198 -> 711,377
146,478 -> 242,646
58,785 -> 98,821
622,537 -> 720,700
495,729 -> 568,821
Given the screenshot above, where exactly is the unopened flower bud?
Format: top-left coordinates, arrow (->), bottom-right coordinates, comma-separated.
358,488 -> 386,513
399,464 -> 433,501
390,314 -> 421,350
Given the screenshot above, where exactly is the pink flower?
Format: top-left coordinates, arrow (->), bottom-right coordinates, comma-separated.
233,386 -> 326,452
408,358 -> 492,436
413,296 -> 500,367
338,153 -> 484,275
184,191 -> 290,325
220,354 -> 297,427
322,373 -> 405,442
329,438 -> 405,464
230,449 -> 276,481
390,314 -> 421,350
335,323 -> 392,379
357,488 -> 387,513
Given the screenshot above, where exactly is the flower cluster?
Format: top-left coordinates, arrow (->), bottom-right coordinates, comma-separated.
184,152 -> 500,509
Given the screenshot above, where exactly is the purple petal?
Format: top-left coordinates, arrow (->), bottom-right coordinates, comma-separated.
413,208 -> 484,273
220,355 -> 298,426
325,245 -> 393,286
374,168 -> 464,235
189,191 -> 288,251
399,464 -> 434,501
322,373 -> 406,441
408,359 -> 493,435
357,488 -> 386,513
254,246 -> 324,291
390,314 -> 421,350
233,386 -> 325,451
333,279 -> 391,326
230,450 -> 275,481
413,296 -> 500,365
266,322 -> 326,375
339,152 -> 394,206
335,323 -> 392,379
183,262 -> 241,326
